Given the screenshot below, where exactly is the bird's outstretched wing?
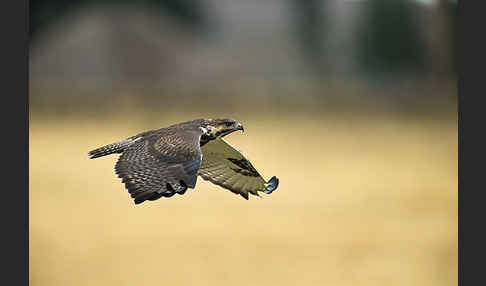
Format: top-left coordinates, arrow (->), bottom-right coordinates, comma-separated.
198,138 -> 279,199
115,129 -> 203,204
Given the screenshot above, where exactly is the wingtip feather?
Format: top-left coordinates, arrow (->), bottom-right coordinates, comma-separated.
263,176 -> 279,194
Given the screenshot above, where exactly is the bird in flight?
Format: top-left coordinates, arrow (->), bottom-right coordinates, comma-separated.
88,118 -> 279,204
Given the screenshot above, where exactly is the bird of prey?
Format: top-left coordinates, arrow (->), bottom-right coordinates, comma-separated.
88,118 -> 279,204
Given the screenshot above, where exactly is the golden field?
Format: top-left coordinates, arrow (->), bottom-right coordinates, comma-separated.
30,100 -> 457,286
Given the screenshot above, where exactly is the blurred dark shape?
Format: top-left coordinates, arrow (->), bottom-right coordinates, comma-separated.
287,0 -> 456,77
447,0 -> 457,74
357,0 -> 426,75
422,0 -> 456,76
30,0 -> 206,42
289,0 -> 327,73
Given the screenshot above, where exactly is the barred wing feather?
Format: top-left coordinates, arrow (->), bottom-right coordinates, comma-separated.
198,138 -> 279,199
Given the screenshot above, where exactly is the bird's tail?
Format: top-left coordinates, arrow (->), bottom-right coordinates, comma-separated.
88,139 -> 133,159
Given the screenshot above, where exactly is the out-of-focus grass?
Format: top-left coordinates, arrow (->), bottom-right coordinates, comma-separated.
30,102 -> 457,286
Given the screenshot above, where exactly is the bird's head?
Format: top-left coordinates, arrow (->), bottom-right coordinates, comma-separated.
202,118 -> 244,139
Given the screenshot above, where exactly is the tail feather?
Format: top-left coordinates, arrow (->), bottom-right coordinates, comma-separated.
88,139 -> 132,159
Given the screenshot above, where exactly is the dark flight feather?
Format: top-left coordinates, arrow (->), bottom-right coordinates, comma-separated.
113,128 -> 202,204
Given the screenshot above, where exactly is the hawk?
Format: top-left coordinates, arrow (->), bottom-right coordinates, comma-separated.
88,118 -> 279,204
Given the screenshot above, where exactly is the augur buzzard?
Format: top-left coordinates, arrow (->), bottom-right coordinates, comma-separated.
88,118 -> 279,204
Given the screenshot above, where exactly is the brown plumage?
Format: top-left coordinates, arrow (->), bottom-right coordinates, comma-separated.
88,118 -> 279,204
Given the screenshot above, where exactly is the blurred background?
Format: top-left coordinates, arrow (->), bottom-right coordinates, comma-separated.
30,0 -> 457,285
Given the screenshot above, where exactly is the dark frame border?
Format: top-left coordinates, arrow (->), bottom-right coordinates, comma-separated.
1,0 -> 29,284
458,0 -> 482,285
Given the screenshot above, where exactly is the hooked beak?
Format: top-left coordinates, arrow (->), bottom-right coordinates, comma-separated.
236,123 -> 244,133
